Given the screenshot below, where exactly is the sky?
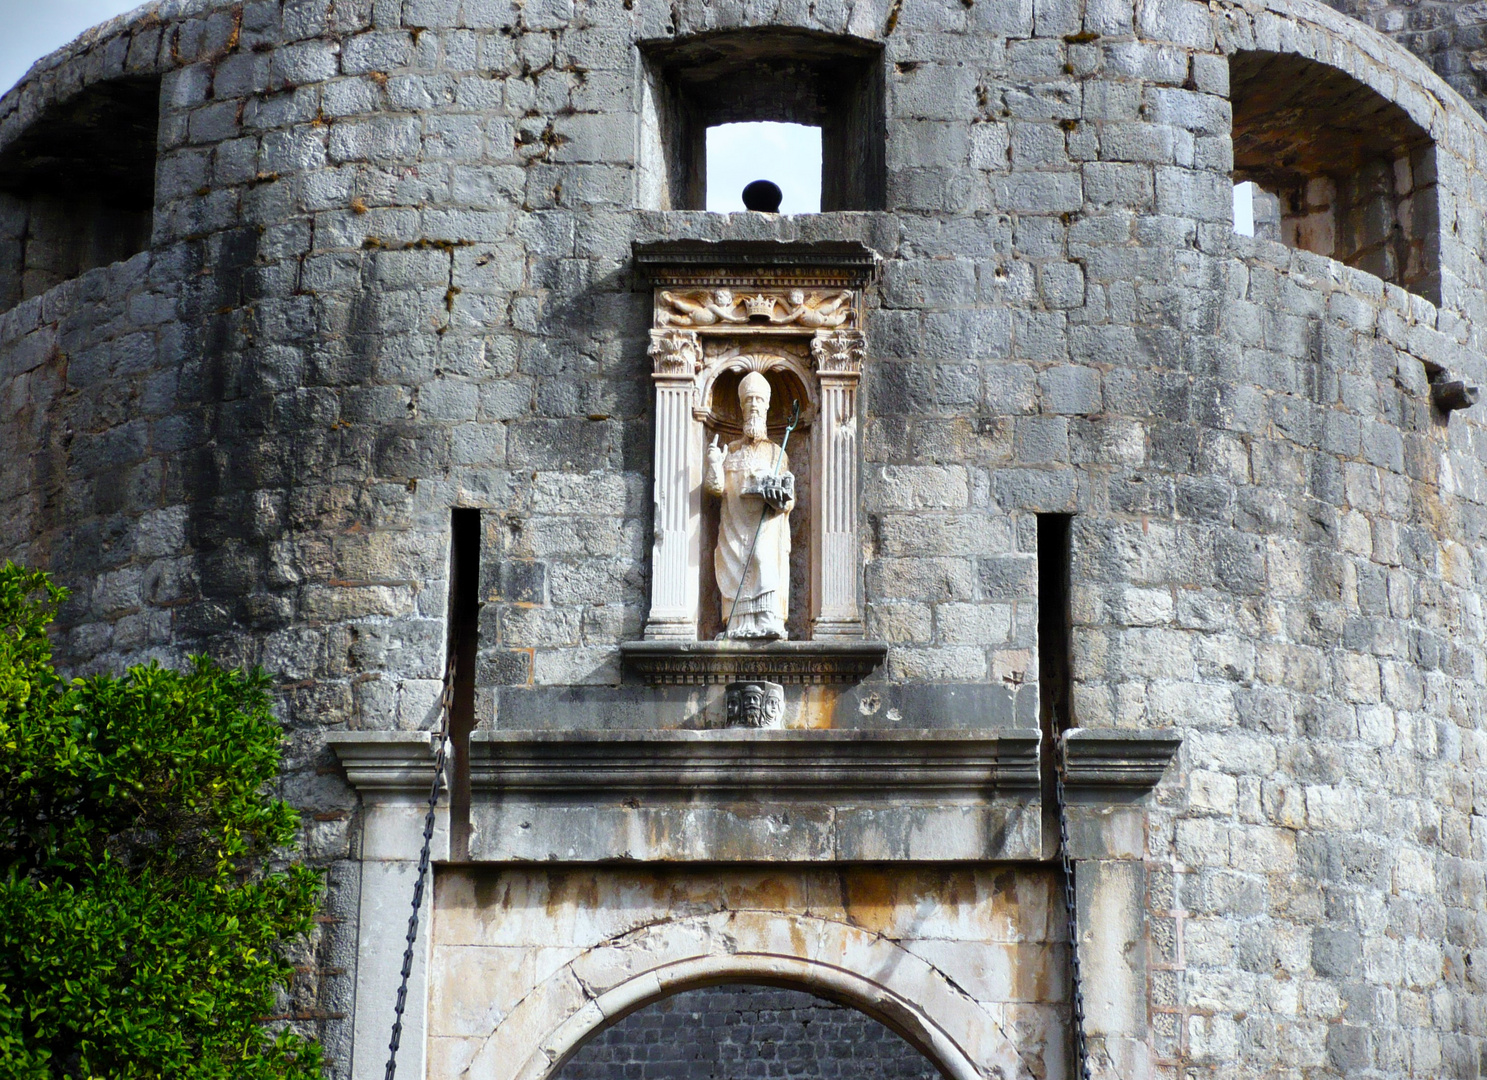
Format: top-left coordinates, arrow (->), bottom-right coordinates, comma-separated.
0,2 -> 826,213
707,122 -> 822,214
0,0 -> 146,97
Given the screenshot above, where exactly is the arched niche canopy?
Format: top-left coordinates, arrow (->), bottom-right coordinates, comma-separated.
697,349 -> 820,442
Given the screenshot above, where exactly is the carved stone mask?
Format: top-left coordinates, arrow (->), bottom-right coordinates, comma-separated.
724,681 -> 785,728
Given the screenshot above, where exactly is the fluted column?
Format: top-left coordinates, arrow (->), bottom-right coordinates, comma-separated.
810,329 -> 866,639
643,329 -> 702,640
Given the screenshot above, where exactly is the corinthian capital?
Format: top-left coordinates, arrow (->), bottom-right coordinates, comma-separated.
648,329 -> 703,380
810,329 -> 865,377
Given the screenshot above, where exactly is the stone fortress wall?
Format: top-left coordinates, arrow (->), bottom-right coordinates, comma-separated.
1,0 -> 1486,1078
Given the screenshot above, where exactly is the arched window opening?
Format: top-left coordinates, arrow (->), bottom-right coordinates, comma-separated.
554,984 -> 944,1080
0,76 -> 160,312
1229,51 -> 1438,303
638,30 -> 885,213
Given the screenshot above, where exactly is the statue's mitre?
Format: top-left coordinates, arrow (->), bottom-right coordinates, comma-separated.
739,371 -> 771,403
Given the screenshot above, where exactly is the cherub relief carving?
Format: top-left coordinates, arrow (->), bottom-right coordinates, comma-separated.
774,289 -> 851,328
657,289 -> 855,329
658,289 -> 747,327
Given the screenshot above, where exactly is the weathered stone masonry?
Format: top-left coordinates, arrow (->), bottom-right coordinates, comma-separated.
3,0 -> 1487,1078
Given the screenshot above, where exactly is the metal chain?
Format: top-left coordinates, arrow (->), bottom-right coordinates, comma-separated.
1055,765 -> 1091,1080
384,658 -> 457,1080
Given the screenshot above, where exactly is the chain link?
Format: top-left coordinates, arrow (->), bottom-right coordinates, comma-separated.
1056,762 -> 1091,1080
383,658 -> 457,1080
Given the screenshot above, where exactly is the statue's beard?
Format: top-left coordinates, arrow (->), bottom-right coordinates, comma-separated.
743,413 -> 767,441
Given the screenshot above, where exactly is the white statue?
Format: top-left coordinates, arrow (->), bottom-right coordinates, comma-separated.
705,372 -> 796,639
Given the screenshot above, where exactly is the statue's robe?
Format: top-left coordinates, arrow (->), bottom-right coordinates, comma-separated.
706,437 -> 794,638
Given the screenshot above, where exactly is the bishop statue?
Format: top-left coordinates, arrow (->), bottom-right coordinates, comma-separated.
705,371 -> 796,639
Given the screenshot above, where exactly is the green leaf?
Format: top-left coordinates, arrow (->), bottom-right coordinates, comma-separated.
0,563 -> 324,1079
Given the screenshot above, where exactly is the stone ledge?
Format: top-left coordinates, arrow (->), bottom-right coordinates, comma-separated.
1059,728 -> 1182,791
620,639 -> 888,685
469,728 -> 1040,798
466,729 -> 1043,862
326,731 -> 440,795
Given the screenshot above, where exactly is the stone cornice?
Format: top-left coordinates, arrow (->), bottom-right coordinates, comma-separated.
326,731 -> 441,795
469,729 -> 1041,798
634,240 -> 881,288
1059,728 -> 1182,791
620,640 -> 888,685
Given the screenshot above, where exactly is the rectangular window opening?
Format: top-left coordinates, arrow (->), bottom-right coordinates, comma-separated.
638,30 -> 885,213
1232,180 -> 1282,241
705,122 -> 822,214
1037,514 -> 1073,852
447,508 -> 481,857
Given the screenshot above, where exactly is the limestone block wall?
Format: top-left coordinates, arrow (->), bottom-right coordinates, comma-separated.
0,0 -> 1485,1077
1319,0 -> 1487,118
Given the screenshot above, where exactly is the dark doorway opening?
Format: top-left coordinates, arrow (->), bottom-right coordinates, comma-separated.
554,984 -> 944,1080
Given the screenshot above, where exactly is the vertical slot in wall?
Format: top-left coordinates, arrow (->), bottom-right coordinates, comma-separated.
1037,514 -> 1073,850
448,508 -> 481,858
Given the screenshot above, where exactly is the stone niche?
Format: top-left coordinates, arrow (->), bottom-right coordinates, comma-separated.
626,241 -> 887,686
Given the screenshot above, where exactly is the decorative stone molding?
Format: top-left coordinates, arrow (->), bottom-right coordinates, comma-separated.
634,240 -> 881,285
620,639 -> 887,684
657,288 -> 855,330
326,730 -> 442,794
468,728 -> 1041,797
648,328 -> 703,378
810,328 -> 865,374
1058,728 -> 1182,790
463,729 -> 1044,861
635,241 -> 878,651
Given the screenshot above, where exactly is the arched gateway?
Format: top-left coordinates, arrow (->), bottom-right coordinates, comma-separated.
429,885 -> 1045,1080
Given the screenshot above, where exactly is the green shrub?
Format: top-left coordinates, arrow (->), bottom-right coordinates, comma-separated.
0,563 -> 323,1079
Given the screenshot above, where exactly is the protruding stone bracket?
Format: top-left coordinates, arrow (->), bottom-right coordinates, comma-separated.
327,730 -> 443,795
620,638 -> 888,685
1431,377 -> 1480,412
1058,727 -> 1182,793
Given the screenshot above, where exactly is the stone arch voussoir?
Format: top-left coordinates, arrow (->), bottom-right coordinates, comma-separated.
456,910 -> 1042,1080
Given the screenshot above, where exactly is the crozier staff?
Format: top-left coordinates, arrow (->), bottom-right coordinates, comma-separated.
705,372 -> 796,639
